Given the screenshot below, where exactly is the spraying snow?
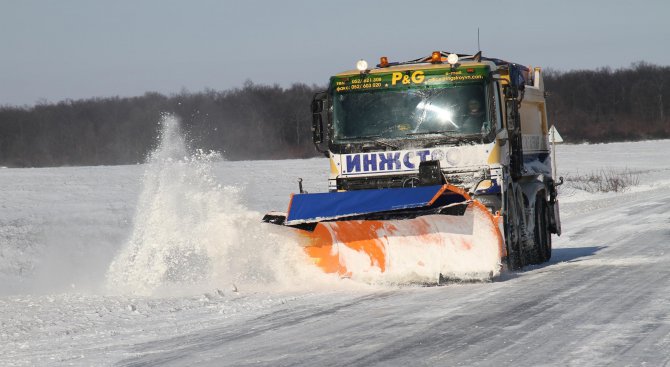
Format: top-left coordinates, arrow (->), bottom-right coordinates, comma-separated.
105,115 -> 328,295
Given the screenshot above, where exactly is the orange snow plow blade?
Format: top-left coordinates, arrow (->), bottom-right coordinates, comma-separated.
263,185 -> 505,283
298,201 -> 503,283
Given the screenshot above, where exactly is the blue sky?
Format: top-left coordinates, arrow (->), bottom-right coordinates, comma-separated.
1,0 -> 668,106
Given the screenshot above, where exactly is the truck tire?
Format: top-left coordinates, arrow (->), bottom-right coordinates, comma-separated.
531,193 -> 552,263
504,187 -> 523,270
514,188 -> 532,267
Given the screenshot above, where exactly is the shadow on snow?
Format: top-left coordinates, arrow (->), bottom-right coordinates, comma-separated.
497,245 -> 605,282
549,246 -> 605,264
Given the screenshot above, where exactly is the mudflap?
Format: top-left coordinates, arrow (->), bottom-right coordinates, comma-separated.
549,199 -> 562,236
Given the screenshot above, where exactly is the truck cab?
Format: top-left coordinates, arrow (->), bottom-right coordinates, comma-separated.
311,52 -> 560,269
314,53 -> 549,194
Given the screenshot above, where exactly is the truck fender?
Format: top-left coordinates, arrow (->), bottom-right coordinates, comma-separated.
518,179 -> 549,237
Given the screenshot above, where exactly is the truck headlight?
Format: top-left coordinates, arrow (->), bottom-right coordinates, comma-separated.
356,59 -> 368,71
447,53 -> 459,65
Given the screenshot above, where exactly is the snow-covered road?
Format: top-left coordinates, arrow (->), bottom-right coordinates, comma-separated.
119,184 -> 670,366
2,129 -> 670,366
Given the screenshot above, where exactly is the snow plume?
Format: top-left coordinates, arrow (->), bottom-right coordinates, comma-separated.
106,115 -> 325,296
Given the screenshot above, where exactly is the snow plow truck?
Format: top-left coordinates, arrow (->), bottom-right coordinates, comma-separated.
264,51 -> 562,283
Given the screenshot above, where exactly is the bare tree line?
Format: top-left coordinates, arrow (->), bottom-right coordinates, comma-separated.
0,63 -> 668,167
0,81 -> 320,167
544,62 -> 670,142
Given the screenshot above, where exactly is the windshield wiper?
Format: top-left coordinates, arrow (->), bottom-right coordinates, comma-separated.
405,131 -> 476,145
406,130 -> 456,136
338,134 -> 382,140
338,135 -> 399,149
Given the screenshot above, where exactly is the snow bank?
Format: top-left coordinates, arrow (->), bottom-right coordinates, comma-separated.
0,165 -> 142,295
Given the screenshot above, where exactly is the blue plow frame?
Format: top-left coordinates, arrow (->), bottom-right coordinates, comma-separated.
285,184 -> 469,225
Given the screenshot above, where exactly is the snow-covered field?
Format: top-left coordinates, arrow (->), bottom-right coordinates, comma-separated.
1,119 -> 670,366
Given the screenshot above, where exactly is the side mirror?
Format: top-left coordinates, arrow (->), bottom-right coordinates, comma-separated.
312,113 -> 324,144
311,92 -> 327,147
311,99 -> 323,114
505,99 -> 516,132
506,121 -> 515,132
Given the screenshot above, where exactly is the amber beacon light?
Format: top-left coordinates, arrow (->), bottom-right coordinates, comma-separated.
431,51 -> 442,64
379,56 -> 389,67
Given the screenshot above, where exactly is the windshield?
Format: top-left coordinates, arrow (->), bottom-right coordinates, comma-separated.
333,83 -> 487,141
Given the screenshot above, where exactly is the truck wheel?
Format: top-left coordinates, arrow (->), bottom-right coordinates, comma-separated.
541,198 -> 552,261
514,188 -> 531,267
504,188 -> 523,270
531,194 -> 546,264
533,194 -> 552,263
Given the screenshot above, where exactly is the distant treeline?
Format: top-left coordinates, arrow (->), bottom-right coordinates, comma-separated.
0,82 -> 321,167
544,62 -> 670,142
0,63 -> 669,167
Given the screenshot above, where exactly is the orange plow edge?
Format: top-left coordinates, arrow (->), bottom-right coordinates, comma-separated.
263,185 -> 506,283
293,201 -> 504,283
